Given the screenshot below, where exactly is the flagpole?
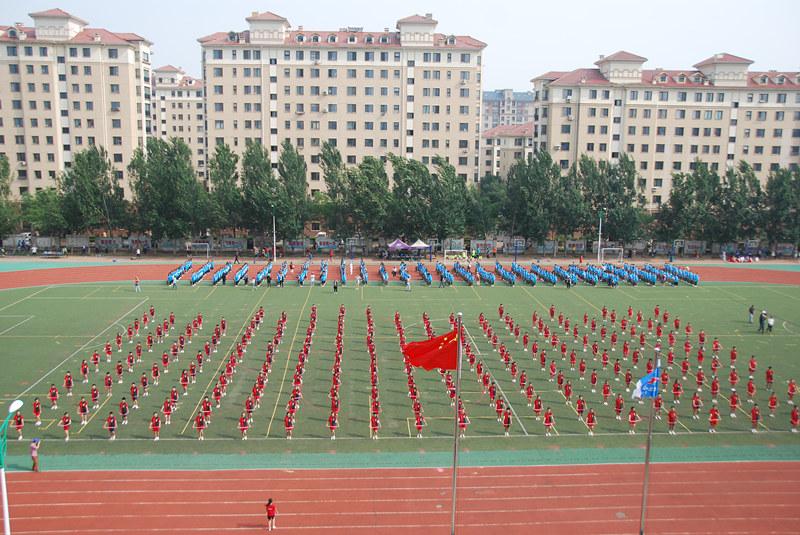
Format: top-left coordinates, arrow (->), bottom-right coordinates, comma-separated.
450,313 -> 463,535
638,357 -> 661,535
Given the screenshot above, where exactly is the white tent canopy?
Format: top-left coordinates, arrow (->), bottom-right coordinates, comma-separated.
409,239 -> 429,249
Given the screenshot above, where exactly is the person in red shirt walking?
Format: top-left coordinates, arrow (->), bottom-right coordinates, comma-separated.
58,412 -> 71,441
150,412 -> 161,441
586,408 -> 597,436
708,404 -> 721,433
103,411 -> 117,440
768,392 -> 778,418
12,411 -> 24,440
791,406 -> 799,433
543,407 -> 555,436
32,398 -> 42,427
627,407 -> 641,434
193,412 -> 206,440
265,498 -> 277,532
502,408 -> 512,436
239,412 -> 249,440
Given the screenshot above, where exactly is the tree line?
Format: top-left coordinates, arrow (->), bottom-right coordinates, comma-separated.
0,140 -> 797,248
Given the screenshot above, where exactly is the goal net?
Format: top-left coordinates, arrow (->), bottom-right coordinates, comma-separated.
444,249 -> 467,260
188,242 -> 211,259
599,247 -> 624,263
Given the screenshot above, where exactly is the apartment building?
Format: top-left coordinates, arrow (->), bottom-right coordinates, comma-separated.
152,65 -> 206,181
0,8 -> 152,197
482,122 -> 532,177
531,51 -> 800,208
198,11 -> 486,193
482,89 -> 534,130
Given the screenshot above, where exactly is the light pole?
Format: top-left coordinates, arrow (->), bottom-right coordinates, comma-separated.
270,205 -> 276,263
596,210 -> 604,264
1,399 -> 23,535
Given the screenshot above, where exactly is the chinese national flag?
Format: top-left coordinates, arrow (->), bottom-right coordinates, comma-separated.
402,330 -> 459,371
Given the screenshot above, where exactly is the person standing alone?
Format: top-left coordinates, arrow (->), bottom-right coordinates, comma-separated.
265,498 -> 277,531
30,438 -> 40,472
748,305 -> 755,324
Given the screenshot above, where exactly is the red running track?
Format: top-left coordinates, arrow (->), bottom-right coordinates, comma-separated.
7,462 -> 800,534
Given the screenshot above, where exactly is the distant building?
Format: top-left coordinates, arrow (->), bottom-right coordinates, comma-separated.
199,11 -> 487,191
531,51 -> 800,209
0,8 -> 152,197
482,123 -> 532,177
482,89 -> 534,130
152,65 -> 206,182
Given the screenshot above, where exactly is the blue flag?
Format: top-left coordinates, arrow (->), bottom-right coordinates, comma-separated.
632,368 -> 660,400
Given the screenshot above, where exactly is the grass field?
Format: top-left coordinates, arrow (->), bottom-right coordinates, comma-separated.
2,276 -> 799,461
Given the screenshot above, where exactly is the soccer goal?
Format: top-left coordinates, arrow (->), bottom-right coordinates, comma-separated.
188,242 -> 211,259
444,249 -> 467,260
599,247 -> 624,263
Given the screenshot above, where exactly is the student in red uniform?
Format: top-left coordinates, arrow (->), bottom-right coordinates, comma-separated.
765,367 -> 774,390
709,404 -> 721,433
162,398 -> 172,425
64,372 -> 72,396
751,404 -> 761,433
789,379 -> 797,405
104,411 -> 117,440
768,392 -> 778,418
284,412 -> 294,439
193,412 -> 206,440
415,412 -> 425,438
238,412 -> 249,440
265,498 -> 277,532
729,390 -> 740,418
543,407 -> 555,436
502,408 -> 512,436
328,411 -> 338,440
12,411 -> 24,440
371,412 -> 382,439
586,408 -> 597,436
48,384 -> 59,409
791,406 -> 799,433
78,397 -> 89,426
533,395 -> 543,419
90,384 -> 100,409
150,412 -> 161,441
667,406 -> 678,435
58,412 -> 71,441
627,407 -> 641,434
615,394 -> 625,420
32,398 -> 42,426
691,391 -> 703,419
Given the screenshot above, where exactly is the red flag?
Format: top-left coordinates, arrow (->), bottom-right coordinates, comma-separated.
403,330 -> 459,371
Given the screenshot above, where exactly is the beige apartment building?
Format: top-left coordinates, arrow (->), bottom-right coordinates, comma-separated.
198,11 -> 486,194
531,51 -> 800,208
482,122 -> 532,177
0,8 -> 152,197
152,65 -> 206,181
482,89 -> 534,130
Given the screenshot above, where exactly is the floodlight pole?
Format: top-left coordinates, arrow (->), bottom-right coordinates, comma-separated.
597,210 -> 604,264
450,313 -> 463,535
638,358 -> 660,535
1,399 -> 23,535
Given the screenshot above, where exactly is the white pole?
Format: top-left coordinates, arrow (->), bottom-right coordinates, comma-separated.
1,467 -> 9,535
450,313 -> 463,535
272,213 -> 277,263
597,212 -> 603,264
638,357 -> 661,535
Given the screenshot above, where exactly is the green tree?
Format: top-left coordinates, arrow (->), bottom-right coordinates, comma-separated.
387,154 -> 436,239
208,143 -> 242,234
344,156 -> 391,238
465,174 -> 509,238
717,162 -> 763,242
430,157 -> 467,242
574,154 -> 646,242
241,142 -> 280,236
764,167 -> 800,248
128,138 -> 198,242
320,141 -> 347,234
552,169 -> 588,238
21,189 -> 67,236
60,146 -> 127,234
276,140 -> 308,240
0,155 -> 19,238
504,152 -> 555,243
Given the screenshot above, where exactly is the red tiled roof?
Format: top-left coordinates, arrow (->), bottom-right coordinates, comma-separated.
397,14 -> 438,25
199,29 -> 485,50
155,64 -> 182,72
483,123 -> 533,138
245,11 -> 288,22
0,23 -> 149,46
28,8 -> 88,25
531,71 -> 568,82
595,50 -> 647,64
746,71 -> 800,89
694,53 -> 753,68
549,68 -> 610,86
115,32 -> 149,43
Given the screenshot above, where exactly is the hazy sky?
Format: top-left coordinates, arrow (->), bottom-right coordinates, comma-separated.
7,0 -> 799,89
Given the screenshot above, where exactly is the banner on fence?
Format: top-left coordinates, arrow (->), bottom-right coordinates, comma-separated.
442,238 -> 464,251
285,239 -> 309,252
685,240 -> 705,254
534,241 -> 556,255
35,236 -> 58,249
95,237 -> 122,250
654,242 -> 672,254
776,243 -> 796,256
218,237 -> 246,251
471,240 -> 494,254
127,234 -> 151,250
316,237 -> 338,250
66,235 -> 90,248
565,240 -> 586,253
